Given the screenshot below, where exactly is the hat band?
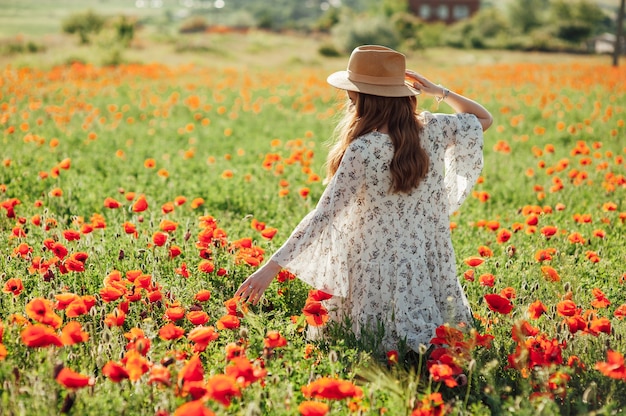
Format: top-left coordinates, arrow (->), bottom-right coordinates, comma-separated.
348,71 -> 404,86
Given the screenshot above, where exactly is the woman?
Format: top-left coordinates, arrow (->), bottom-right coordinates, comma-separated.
235,45 -> 493,353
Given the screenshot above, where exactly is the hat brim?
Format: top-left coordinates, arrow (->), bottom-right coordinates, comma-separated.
327,70 -> 421,98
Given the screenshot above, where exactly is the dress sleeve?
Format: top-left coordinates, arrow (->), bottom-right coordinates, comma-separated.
434,113 -> 484,214
269,141 -> 366,297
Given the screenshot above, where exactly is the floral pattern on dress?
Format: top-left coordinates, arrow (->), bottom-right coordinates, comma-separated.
271,111 -> 484,352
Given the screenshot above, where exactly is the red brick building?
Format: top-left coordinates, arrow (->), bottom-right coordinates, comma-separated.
408,0 -> 481,24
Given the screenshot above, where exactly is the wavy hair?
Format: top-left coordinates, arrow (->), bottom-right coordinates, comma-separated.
325,92 -> 429,193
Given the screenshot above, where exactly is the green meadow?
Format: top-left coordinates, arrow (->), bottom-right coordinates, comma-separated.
0,21 -> 625,416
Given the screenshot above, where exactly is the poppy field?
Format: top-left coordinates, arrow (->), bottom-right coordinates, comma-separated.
0,55 -> 625,415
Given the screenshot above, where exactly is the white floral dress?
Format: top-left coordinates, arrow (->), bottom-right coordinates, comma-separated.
271,112 -> 484,352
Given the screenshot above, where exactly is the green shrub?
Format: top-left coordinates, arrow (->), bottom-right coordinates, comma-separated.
318,43 -> 341,57
61,10 -> 105,44
0,37 -> 45,55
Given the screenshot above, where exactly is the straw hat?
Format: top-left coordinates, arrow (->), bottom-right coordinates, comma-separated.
327,45 -> 420,97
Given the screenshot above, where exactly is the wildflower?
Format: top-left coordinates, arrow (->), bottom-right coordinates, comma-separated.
194,290 -> 211,302
386,350 -> 399,366
21,324 -> 63,348
429,363 -> 458,387
264,330 -> 287,349
55,367 -> 94,389
260,227 -> 278,240
479,273 -> 495,287
102,361 -> 130,383
556,300 -> 578,317
187,326 -> 219,352
301,377 -> 362,400
302,301 -> 329,326
3,278 -> 24,296
25,298 -> 63,329
159,323 -> 185,340
591,288 -> 610,308
225,357 -> 267,387
148,365 -> 171,386
595,350 -> 626,380
541,266 -> 560,282
496,228 -> 512,243
528,300 -> 548,319
122,350 -> 150,381
60,321 -> 89,345
540,225 -> 558,238
187,311 -> 209,326
174,400 -> 214,416
216,314 -> 240,330
152,231 -> 168,247
205,374 -> 241,407
132,195 -> 148,212
484,293 -> 513,315
298,401 -> 329,416
463,256 -> 484,267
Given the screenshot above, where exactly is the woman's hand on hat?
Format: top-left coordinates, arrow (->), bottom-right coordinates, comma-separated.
405,70 -> 438,96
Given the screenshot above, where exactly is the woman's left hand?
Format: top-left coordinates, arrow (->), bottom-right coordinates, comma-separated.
234,260 -> 282,305
405,70 -> 440,96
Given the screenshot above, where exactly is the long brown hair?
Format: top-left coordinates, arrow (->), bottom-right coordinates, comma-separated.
325,92 -> 429,193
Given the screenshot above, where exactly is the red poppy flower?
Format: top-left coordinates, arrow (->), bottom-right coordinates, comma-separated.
386,350 -> 399,366
225,357 -> 267,387
2,278 -> 24,296
205,374 -> 241,407
528,300 -> 548,319
122,350 -> 150,381
187,311 -> 209,326
540,225 -> 558,238
132,195 -> 148,212
428,363 -> 458,387
479,273 -> 495,287
556,300 -> 577,317
160,219 -> 178,232
463,256 -> 484,267
198,260 -> 215,274
56,367 -> 94,389
301,377 -> 362,400
541,266 -> 560,282
152,231 -> 168,247
102,361 -> 130,383
188,325 -> 219,345
260,227 -> 278,240
588,317 -> 611,336
21,324 -> 63,348
61,321 -> 89,345
104,197 -> 122,209
165,306 -> 186,321
159,323 -> 185,340
591,288 -> 610,309
264,330 -> 287,349
595,350 -> 626,380
216,314 -> 240,330
148,365 -> 171,386
297,401 -> 329,416
25,298 -> 63,329
496,228 -> 512,244
307,290 -> 333,301
62,229 -> 81,241
484,294 -> 513,315
173,400 -> 214,416
194,290 -> 211,302
302,301 -> 329,326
